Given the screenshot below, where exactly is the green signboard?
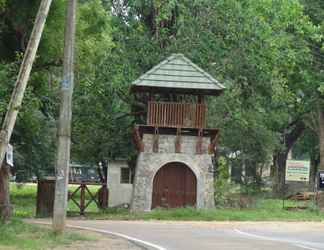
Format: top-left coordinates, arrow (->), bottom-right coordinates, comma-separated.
285,160 -> 310,182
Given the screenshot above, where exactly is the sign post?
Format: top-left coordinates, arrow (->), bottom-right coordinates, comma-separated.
285,160 -> 310,182
283,160 -> 310,209
5,144 -> 13,167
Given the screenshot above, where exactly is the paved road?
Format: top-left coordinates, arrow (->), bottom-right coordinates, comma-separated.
60,220 -> 324,250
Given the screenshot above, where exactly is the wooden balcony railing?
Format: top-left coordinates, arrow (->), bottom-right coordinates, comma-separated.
147,101 -> 206,128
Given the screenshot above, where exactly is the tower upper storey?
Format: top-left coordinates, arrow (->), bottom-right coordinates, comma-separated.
131,54 -> 225,130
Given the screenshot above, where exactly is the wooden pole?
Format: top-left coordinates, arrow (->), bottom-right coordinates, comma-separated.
0,0 -> 53,168
52,0 -> 76,233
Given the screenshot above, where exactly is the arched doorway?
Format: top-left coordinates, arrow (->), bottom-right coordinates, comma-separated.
152,162 -> 197,209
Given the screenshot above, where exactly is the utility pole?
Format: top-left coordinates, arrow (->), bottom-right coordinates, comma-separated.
319,105 -> 324,172
0,0 -> 53,168
317,102 -> 324,209
53,0 -> 77,233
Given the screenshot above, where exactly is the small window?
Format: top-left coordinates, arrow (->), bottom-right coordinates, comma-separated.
120,168 -> 133,184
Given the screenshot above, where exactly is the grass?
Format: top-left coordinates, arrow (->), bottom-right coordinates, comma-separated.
3,183 -> 94,250
0,219 -> 90,250
10,182 -> 324,221
11,184 -> 37,218
89,200 -> 324,221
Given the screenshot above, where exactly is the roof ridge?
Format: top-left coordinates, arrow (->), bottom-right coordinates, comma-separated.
131,54 -> 225,95
176,54 -> 225,88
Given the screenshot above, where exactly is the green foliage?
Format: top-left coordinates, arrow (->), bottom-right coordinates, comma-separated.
0,63 -> 16,114
0,0 -> 115,178
214,157 -> 231,206
0,0 -> 6,9
77,0 -> 113,73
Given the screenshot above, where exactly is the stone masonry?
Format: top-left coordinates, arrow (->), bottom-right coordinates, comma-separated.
131,134 -> 215,211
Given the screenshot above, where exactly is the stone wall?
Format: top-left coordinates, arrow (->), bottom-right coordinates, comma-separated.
143,134 -> 210,154
131,134 -> 215,211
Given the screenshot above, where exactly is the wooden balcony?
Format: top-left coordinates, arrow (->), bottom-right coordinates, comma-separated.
147,101 -> 207,128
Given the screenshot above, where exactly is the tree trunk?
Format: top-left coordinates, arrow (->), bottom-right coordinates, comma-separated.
273,151 -> 288,196
98,185 -> 109,209
0,164 -> 11,221
272,120 -> 305,196
309,154 -> 319,191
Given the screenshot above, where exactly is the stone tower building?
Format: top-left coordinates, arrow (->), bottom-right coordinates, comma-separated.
131,54 -> 225,211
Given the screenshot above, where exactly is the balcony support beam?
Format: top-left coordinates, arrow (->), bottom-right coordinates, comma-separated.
175,127 -> 181,153
196,129 -> 203,154
208,133 -> 219,154
133,125 -> 144,152
153,127 -> 159,153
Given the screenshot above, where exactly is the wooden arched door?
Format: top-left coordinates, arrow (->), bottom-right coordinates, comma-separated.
152,162 -> 197,209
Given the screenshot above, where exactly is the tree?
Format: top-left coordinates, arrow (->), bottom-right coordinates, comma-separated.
0,0 -> 53,222
0,0 -> 53,169
105,0 -> 319,192
0,0 -> 114,181
302,0 -> 324,172
0,0 -> 321,200
0,0 -> 64,181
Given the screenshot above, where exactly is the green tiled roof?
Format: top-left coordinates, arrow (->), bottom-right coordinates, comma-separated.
131,54 -> 225,95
